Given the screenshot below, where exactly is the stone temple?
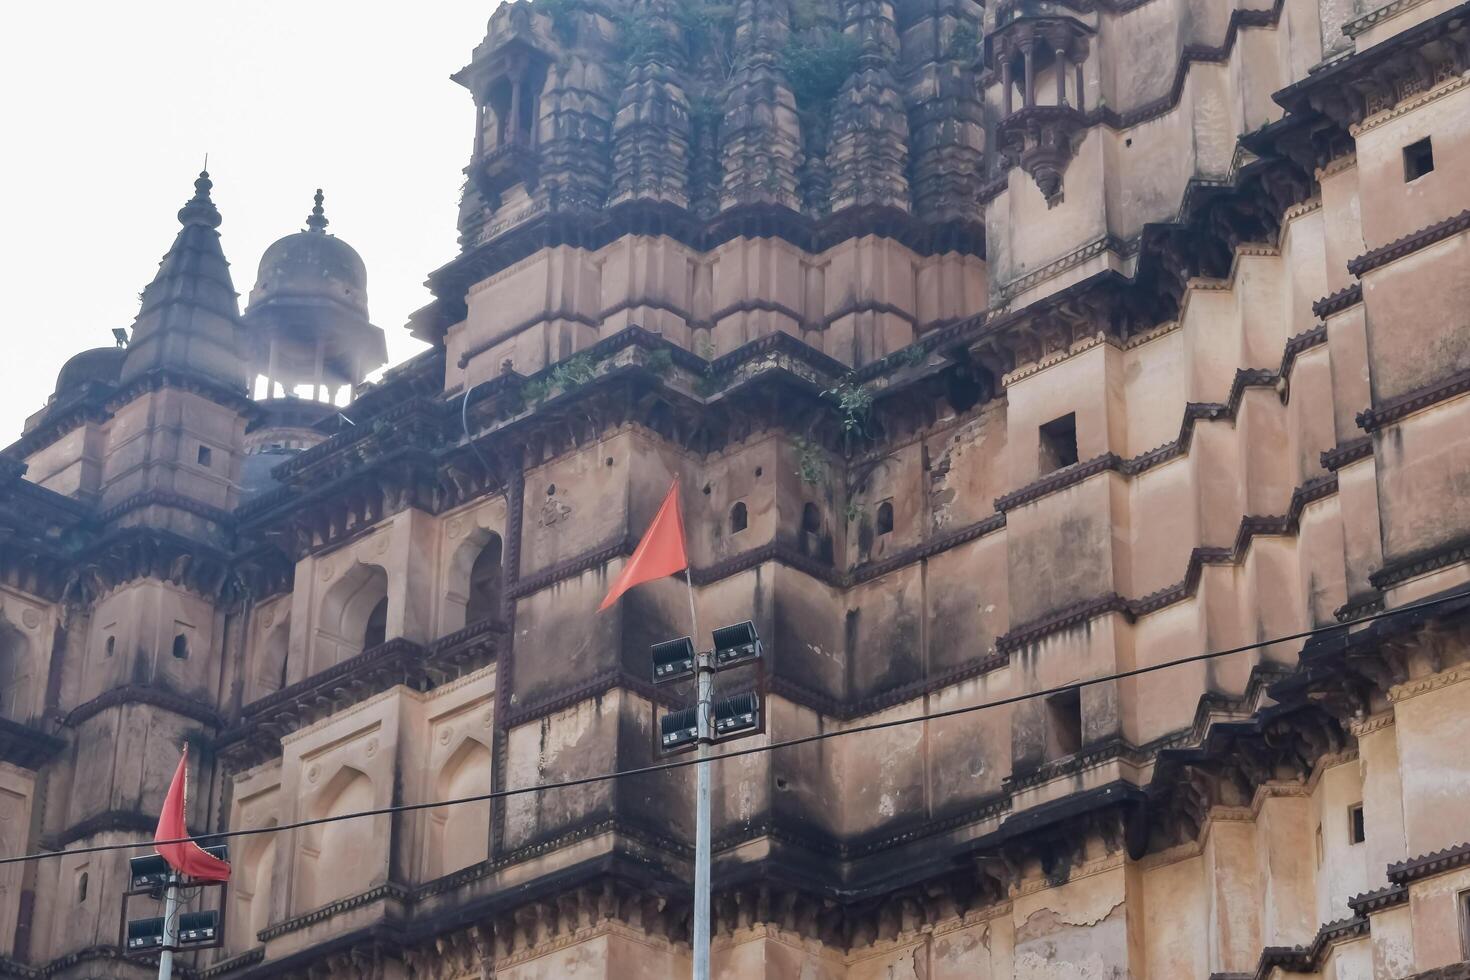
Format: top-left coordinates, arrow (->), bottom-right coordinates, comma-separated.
2,0 -> 1470,976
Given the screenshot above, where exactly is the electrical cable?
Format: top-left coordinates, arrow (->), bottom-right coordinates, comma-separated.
4,586 -> 1465,870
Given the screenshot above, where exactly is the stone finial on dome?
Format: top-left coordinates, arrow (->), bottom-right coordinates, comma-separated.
306,188 -> 329,233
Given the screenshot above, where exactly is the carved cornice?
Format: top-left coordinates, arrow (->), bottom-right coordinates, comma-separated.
1249,915 -> 1369,978
1388,840 -> 1470,885
1347,882 -> 1408,915
64,684 -> 221,729
1345,0 -> 1439,37
258,882 -> 411,942
0,718 -> 64,771
1359,365 -> 1470,433
95,490 -> 235,529
1369,535 -> 1470,590
1321,436 -> 1373,472
1387,663 -> 1470,704
1348,209 -> 1470,278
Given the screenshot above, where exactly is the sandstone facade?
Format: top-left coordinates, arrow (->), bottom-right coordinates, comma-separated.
3,0 -> 1470,977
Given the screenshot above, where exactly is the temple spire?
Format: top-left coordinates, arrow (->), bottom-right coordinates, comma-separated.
119,169 -> 244,388
306,188 -> 329,233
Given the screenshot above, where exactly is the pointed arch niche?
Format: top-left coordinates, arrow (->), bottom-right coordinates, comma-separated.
231,820 -> 278,949
442,529 -> 504,636
294,766 -> 375,912
250,614 -> 291,702
425,738 -> 491,879
0,615 -> 35,724
315,563 -> 389,670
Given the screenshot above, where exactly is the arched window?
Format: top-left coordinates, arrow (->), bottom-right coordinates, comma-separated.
104,636 -> 115,658
172,634 -> 189,660
876,501 -> 894,536
77,871 -> 88,904
427,739 -> 492,879
801,502 -> 822,534
316,563 -> 389,668
729,502 -> 748,534
465,535 -> 504,626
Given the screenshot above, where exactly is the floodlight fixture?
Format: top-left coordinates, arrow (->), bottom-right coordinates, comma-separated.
651,636 -> 696,684
127,917 -> 165,951
712,621 -> 761,670
112,327 -> 129,348
660,706 -> 699,751
713,692 -> 760,739
177,910 -> 220,946
129,854 -> 170,892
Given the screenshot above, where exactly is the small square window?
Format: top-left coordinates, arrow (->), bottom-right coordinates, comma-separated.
1403,137 -> 1434,182
1348,803 -> 1366,845
196,445 -> 212,467
1039,413 -> 1079,474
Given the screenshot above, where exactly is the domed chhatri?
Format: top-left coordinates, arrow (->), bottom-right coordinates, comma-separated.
52,346 -> 125,399
243,190 -> 387,404
247,189 -> 369,318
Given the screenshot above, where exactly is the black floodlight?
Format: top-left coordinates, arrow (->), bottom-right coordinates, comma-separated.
713,692 -> 760,739
126,917 -> 165,951
660,706 -> 699,751
177,910 -> 220,946
129,854 -> 170,891
112,327 -> 129,348
200,843 -> 228,864
651,636 -> 696,684
712,621 -> 761,669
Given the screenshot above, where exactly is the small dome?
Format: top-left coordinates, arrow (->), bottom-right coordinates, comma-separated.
54,346 -> 125,397
247,190 -> 368,317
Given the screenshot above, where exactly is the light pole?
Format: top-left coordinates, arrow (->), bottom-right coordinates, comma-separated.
157,873 -> 180,980
652,620 -> 763,980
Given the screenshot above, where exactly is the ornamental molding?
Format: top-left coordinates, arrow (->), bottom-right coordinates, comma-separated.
996,235 -> 1120,303
1001,330 -> 1111,387
1388,664 -> 1470,704
1352,73 -> 1470,136
1014,850 -> 1124,897
1317,152 -> 1358,181
1349,711 -> 1396,737
1345,0 -> 1443,38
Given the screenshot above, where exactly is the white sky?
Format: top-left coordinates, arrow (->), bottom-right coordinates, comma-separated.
0,1 -> 497,444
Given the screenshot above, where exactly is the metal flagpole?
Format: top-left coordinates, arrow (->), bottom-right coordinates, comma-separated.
686,566 -> 711,980
157,872 -> 180,980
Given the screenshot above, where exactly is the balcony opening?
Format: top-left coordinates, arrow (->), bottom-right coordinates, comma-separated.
364,597 -> 388,650
730,501 -> 748,534
1403,137 -> 1434,182
1039,413 -> 1079,474
1348,803 -> 1366,845
1045,687 -> 1082,759
876,500 -> 894,536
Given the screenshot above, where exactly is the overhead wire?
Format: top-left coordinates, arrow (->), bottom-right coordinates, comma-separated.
3,586 -> 1464,870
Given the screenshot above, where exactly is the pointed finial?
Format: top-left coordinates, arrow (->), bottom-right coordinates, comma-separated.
177,167 -> 222,229
305,188 -> 329,233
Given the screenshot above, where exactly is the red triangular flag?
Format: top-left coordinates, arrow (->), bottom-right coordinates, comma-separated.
599,479 -> 689,610
155,745 -> 231,882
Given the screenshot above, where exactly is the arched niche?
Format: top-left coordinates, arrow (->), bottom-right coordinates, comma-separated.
426,738 -> 491,879
295,766 -> 375,912
251,615 -> 291,701
0,616 -> 34,724
315,563 -> 389,670
443,529 -> 505,636
231,821 -> 278,949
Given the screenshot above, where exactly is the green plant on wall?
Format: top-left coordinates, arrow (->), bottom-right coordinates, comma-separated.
822,377 -> 873,439
780,29 -> 860,108
947,23 -> 981,64
793,436 -> 826,487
